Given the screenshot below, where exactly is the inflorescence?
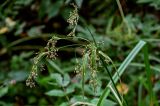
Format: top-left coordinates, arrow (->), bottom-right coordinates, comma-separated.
26,4 -> 112,94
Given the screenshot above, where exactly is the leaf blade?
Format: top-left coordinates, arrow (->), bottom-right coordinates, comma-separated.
97,40 -> 146,106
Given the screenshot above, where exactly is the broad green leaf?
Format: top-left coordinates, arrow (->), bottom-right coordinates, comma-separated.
70,95 -> 88,103
91,98 -> 116,106
45,89 -> 65,97
50,73 -> 70,87
63,74 -> 70,87
47,59 -> 64,74
47,1 -> 63,19
66,85 -> 75,94
50,73 -> 63,86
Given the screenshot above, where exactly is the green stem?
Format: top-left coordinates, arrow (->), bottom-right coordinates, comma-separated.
116,0 -> 125,20
143,44 -> 158,106
99,55 -> 123,105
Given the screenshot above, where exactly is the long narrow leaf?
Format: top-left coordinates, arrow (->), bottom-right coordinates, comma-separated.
143,45 -> 158,106
97,40 -> 146,106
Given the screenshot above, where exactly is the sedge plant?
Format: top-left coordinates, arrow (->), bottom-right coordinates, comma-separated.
26,2 -> 158,106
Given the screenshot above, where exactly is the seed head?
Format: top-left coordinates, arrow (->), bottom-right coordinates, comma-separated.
67,4 -> 79,26
45,39 -> 58,60
67,4 -> 79,36
26,65 -> 38,88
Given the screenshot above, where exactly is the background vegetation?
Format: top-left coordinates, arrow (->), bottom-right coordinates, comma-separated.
0,0 -> 160,106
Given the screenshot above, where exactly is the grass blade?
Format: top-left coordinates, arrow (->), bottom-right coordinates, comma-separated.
138,84 -> 143,106
108,85 -> 123,106
99,55 -> 123,105
97,40 -> 146,106
143,45 -> 158,106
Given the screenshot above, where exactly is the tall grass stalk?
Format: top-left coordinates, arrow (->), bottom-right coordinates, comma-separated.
138,84 -> 143,106
143,45 -> 158,106
85,25 -> 127,105
115,0 -> 132,37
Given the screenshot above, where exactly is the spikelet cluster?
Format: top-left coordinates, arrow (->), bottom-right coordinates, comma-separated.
26,56 -> 39,88
74,50 -> 85,78
45,38 -> 58,60
87,44 -> 99,91
74,44 -> 100,92
26,38 -> 58,88
67,3 -> 79,36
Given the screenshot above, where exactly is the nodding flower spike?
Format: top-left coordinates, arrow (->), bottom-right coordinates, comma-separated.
26,38 -> 58,88
67,4 -> 79,37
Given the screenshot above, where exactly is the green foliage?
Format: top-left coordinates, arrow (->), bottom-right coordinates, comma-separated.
137,0 -> 160,10
0,0 -> 160,106
97,40 -> 146,106
0,87 -> 8,98
39,0 -> 64,19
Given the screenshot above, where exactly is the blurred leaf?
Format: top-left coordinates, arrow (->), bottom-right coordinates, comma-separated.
20,52 -> 33,58
60,102 -> 69,106
66,84 -> 75,94
39,0 -> 51,18
47,1 -> 63,19
137,0 -> 152,3
45,89 -> 65,97
14,0 -> 33,6
8,71 -> 28,81
63,74 -> 70,87
137,0 -> 160,10
153,82 -> 160,92
65,0 -> 72,4
0,101 -> 12,106
27,26 -> 44,37
61,7 -> 72,20
38,0 -> 63,19
50,73 -> 63,86
0,87 -> 8,98
74,0 -> 83,8
70,95 -> 88,103
14,22 -> 26,36
50,73 -> 70,87
91,98 -> 116,106
47,59 -> 64,74
28,96 -> 36,104
39,98 -> 48,105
